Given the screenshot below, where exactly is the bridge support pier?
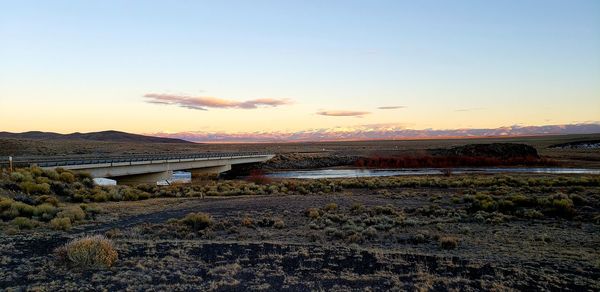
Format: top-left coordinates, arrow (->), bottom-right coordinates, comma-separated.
190,165 -> 231,181
113,170 -> 173,185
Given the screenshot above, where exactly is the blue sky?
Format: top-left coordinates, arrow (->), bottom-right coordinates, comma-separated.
1,0 -> 599,138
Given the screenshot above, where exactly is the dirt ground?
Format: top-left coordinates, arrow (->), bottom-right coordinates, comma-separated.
1,180 -> 599,291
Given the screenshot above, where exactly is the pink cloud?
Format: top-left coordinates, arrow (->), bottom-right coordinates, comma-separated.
316,110 -> 371,117
144,93 -> 292,110
377,106 -> 406,110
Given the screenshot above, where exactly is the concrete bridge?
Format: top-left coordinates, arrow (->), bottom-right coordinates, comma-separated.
5,153 -> 274,184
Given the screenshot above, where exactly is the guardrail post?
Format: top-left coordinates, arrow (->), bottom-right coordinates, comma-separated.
8,156 -> 13,173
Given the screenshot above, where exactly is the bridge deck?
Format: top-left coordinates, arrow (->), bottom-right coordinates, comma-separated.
1,152 -> 273,168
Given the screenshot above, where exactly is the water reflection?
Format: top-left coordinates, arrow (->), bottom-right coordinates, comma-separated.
265,168 -> 600,179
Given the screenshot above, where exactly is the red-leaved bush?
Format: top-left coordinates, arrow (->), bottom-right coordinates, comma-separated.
246,170 -> 272,185
354,155 -> 557,168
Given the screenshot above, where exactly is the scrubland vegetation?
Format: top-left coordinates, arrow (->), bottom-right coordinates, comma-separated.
1,166 -> 599,290
2,166 -> 599,231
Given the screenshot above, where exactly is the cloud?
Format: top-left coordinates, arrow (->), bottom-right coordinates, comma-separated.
455,107 -> 485,112
377,106 -> 406,110
316,110 -> 371,117
147,123 -> 600,143
354,123 -> 409,130
144,93 -> 292,110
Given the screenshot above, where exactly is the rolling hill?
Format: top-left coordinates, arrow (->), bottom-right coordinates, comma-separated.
0,130 -> 193,144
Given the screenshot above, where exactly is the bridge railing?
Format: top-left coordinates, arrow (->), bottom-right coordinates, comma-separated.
0,152 -> 274,168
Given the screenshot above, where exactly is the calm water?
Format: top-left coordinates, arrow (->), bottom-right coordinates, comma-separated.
263,168 -> 600,179
149,167 -> 600,185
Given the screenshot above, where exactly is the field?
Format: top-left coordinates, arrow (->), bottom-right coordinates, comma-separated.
1,165 -> 599,290
1,134 -> 599,290
2,133 -> 600,168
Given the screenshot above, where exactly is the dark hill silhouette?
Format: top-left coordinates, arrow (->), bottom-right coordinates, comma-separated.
0,130 -> 192,144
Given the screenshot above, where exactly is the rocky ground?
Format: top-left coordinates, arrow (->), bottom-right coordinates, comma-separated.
1,179 -> 599,291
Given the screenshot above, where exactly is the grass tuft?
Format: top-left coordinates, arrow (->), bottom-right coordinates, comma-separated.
180,212 -> 213,230
439,236 -> 459,249
50,217 -> 72,230
11,217 -> 37,229
55,235 -> 118,269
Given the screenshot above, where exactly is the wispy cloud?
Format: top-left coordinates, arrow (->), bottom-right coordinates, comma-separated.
377,106 -> 406,110
144,93 -> 292,111
147,123 -> 600,143
455,107 -> 485,112
316,110 -> 371,117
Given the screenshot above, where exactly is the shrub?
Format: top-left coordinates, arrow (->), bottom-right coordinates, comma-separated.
370,204 -> 399,216
34,203 -> 58,221
57,206 -> 86,222
11,217 -> 37,229
246,170 -> 272,185
439,236 -> 459,249
80,204 -> 102,218
121,188 -> 149,201
50,181 -> 71,197
273,219 -> 285,229
551,198 -> 575,218
241,217 -> 253,227
36,195 -> 59,206
510,194 -> 535,207
323,203 -> 338,212
19,181 -> 51,195
30,166 -> 44,176
55,235 -> 118,269
350,203 -> 364,213
10,172 -> 27,182
59,172 -> 76,183
10,201 -> 36,217
180,212 -> 212,230
362,226 -> 377,239
570,194 -> 588,206
36,176 -> 51,184
81,178 -> 95,188
497,199 -> 515,212
35,176 -> 51,184
92,189 -> 110,202
75,172 -> 93,181
42,169 -> 60,180
521,209 -> 544,219
50,217 -> 72,230
0,197 -> 13,209
306,208 -> 320,219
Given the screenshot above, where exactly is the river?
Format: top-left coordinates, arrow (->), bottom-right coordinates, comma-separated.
263,167 -> 600,179
166,167 -> 600,183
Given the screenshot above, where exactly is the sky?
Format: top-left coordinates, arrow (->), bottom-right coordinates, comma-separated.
1,0 -> 599,142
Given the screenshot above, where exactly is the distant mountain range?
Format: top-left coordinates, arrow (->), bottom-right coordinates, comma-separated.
149,123 -> 600,143
0,130 -> 192,144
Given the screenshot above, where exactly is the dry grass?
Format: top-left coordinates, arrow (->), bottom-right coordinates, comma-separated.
439,236 -> 459,249
50,217 -> 72,230
55,235 -> 118,269
179,212 -> 213,230
305,208 -> 320,219
56,206 -> 86,221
